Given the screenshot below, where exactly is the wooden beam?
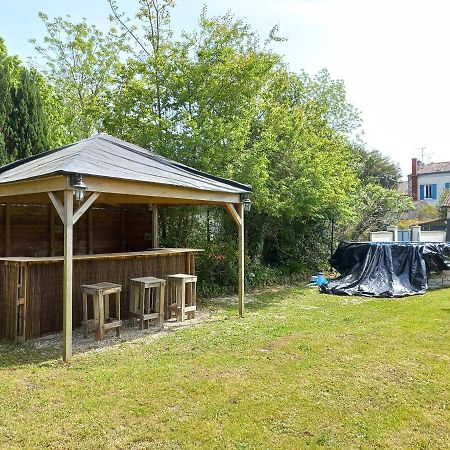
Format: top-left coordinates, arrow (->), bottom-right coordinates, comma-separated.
73,192 -> 100,225
5,204 -> 11,256
63,190 -> 73,362
83,176 -> 242,204
223,203 -> 242,226
152,204 -> 159,248
237,203 -> 244,318
0,176 -> 66,198
48,192 -> 66,225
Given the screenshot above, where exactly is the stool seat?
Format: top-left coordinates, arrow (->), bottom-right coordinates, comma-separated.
129,276 -> 166,329
81,282 -> 122,341
166,273 -> 197,322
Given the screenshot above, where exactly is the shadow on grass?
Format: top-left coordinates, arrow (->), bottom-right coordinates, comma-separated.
0,310 -> 220,369
203,284 -> 309,313
0,341 -> 60,369
0,286 -> 309,369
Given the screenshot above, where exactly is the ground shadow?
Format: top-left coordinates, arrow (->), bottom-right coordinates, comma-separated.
203,284 -> 308,313
0,308 -> 219,369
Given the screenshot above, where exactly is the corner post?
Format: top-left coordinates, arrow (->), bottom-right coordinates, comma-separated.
63,190 -> 74,362
152,204 -> 159,248
238,203 -> 244,317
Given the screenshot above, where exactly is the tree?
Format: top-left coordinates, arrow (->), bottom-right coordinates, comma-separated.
346,184 -> 414,240
30,13 -> 126,140
356,147 -> 402,189
0,43 -> 13,165
0,38 -> 49,162
9,68 -> 48,159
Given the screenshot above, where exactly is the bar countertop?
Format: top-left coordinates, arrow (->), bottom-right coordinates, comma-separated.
0,248 -> 203,264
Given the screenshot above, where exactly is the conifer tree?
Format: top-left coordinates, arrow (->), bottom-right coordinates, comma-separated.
0,38 -> 49,162
0,41 -> 13,165
10,68 -> 49,159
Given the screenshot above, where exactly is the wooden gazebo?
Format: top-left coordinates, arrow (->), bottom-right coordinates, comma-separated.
0,134 -> 251,361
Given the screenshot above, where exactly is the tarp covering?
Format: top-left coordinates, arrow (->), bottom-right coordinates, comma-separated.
321,241 -> 450,297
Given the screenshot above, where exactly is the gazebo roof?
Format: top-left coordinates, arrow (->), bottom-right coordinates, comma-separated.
0,133 -> 251,194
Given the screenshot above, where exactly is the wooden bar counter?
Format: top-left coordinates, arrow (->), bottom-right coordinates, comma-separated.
0,249 -> 200,342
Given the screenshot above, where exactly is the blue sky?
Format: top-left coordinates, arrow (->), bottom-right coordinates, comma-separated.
2,0 -> 449,178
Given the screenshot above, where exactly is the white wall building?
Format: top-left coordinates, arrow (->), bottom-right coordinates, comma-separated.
408,159 -> 450,206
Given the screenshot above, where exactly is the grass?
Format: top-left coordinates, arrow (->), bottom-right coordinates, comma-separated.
0,287 -> 449,449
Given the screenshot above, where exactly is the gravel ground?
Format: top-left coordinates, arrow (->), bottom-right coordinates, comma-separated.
28,303 -> 225,356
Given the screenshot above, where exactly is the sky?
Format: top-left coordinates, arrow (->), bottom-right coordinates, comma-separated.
1,0 -> 449,179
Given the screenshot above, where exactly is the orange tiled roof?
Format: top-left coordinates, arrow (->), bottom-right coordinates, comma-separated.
418,161 -> 450,174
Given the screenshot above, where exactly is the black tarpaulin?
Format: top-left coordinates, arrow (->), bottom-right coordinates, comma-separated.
321,241 -> 450,297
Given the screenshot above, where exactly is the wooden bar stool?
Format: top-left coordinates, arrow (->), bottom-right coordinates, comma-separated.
129,276 -> 166,329
81,282 -> 122,341
166,274 -> 197,322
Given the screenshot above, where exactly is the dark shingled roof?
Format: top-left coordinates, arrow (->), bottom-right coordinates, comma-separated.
0,134 -> 251,194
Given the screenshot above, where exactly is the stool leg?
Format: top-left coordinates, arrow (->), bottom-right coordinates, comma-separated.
132,284 -> 137,327
180,280 -> 186,322
116,291 -> 121,338
166,281 -> 172,320
192,281 -> 196,319
93,293 -> 100,341
159,283 -> 165,328
145,287 -> 150,329
98,293 -> 105,341
139,284 -> 145,330
83,293 -> 88,338
105,294 -> 110,321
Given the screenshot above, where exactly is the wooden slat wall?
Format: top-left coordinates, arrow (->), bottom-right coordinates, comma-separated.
0,262 -> 19,340
0,206 -> 5,256
0,204 -> 153,257
21,252 -> 194,339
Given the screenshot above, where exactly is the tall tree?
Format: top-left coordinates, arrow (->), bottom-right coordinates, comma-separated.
0,46 -> 12,165
356,147 -> 402,189
0,38 -> 49,162
9,68 -> 49,159
31,13 -> 125,140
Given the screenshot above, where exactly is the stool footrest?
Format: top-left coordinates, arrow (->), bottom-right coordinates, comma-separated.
103,320 -> 122,330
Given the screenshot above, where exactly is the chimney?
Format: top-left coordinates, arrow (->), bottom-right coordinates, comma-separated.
411,158 -> 418,201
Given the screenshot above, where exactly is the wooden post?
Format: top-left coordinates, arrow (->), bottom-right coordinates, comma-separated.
49,206 -> 55,256
237,203 -> 244,318
223,202 -> 245,317
152,204 -> 159,248
88,209 -> 93,254
63,190 -> 73,362
5,204 -> 11,256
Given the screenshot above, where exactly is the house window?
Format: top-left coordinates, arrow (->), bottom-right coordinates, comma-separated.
419,183 -> 437,200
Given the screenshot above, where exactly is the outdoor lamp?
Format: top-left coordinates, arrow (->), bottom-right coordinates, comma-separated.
70,173 -> 87,202
240,193 -> 252,212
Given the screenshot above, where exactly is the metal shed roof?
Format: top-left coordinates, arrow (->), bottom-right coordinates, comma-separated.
0,134 -> 251,194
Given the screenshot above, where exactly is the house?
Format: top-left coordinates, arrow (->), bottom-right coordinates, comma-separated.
408,158 -> 450,205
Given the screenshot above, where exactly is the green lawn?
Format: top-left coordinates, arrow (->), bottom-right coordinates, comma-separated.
0,287 -> 449,449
